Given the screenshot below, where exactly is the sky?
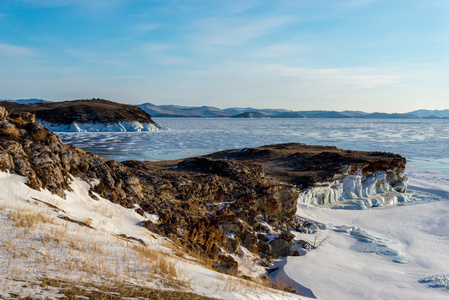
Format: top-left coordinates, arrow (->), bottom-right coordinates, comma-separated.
0,0 -> 448,112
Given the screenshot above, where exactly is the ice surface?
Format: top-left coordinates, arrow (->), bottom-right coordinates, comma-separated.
280,202 -> 449,299
40,120 -> 161,132
55,118 -> 449,162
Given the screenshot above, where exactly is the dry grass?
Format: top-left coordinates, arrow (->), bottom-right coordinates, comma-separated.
13,116 -> 25,127
36,278 -> 215,300
163,239 -> 298,296
30,129 -> 47,141
0,127 -> 21,139
132,244 -> 181,286
93,204 -> 115,218
165,239 -> 217,271
7,208 -> 52,228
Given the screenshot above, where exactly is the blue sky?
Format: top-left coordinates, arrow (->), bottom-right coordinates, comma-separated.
1,0 -> 448,112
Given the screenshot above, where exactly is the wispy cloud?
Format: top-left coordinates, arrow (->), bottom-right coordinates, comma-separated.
141,43 -> 173,52
134,61 -> 402,111
249,44 -> 306,58
0,44 -> 36,57
20,0 -> 124,10
134,23 -> 162,34
66,49 -> 130,67
222,0 -> 260,13
258,64 -> 398,89
193,16 -> 293,46
340,0 -> 379,8
139,43 -> 189,65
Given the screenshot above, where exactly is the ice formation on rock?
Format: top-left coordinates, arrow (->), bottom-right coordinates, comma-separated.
297,170 -> 409,209
40,120 -> 162,132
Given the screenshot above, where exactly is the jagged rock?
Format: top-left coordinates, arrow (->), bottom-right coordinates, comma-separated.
269,235 -> 297,258
215,254 -> 238,273
258,240 -> 274,257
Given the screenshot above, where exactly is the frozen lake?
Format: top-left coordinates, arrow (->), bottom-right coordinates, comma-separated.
57,118 -> 449,175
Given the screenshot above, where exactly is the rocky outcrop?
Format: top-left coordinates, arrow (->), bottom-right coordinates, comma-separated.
0,106 -> 408,275
0,99 -> 162,132
205,144 -> 408,209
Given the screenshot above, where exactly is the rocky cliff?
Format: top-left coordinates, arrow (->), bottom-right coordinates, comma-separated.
0,99 -> 162,132
0,106 -> 408,276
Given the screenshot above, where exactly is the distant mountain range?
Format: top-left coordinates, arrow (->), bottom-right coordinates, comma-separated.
137,102 -> 449,119
2,99 -> 449,119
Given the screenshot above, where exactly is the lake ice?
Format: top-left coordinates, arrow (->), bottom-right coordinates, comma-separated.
55,118 -> 449,300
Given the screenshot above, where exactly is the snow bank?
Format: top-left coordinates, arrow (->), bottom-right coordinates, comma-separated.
40,120 -> 162,132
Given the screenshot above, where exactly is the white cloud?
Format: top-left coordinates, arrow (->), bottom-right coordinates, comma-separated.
0,44 -> 36,57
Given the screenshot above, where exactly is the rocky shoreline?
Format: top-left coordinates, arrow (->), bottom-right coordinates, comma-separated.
0,105 -> 408,278
0,99 -> 163,132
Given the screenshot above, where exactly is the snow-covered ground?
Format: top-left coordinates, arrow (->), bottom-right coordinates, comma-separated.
274,168 -> 449,300
0,171 -> 304,300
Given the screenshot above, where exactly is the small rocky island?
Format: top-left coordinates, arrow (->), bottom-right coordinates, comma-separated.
0,99 -> 162,132
0,105 -> 407,277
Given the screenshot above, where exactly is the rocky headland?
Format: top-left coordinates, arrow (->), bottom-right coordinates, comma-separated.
0,105 -> 408,278
0,99 -> 162,132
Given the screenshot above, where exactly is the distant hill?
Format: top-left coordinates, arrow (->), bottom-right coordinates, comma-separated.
140,102 -> 447,119
272,111 -> 308,118
408,109 -> 449,119
4,99 -> 449,120
1,98 -> 49,104
359,112 -> 417,119
137,103 -> 231,117
224,107 -> 291,116
230,112 -> 269,118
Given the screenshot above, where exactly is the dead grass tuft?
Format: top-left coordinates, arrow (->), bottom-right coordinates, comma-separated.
38,278 -> 214,300
132,244 -> 182,286
0,127 -> 21,139
30,129 -> 47,141
8,209 -> 52,228
165,239 -> 216,271
13,116 -> 25,126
